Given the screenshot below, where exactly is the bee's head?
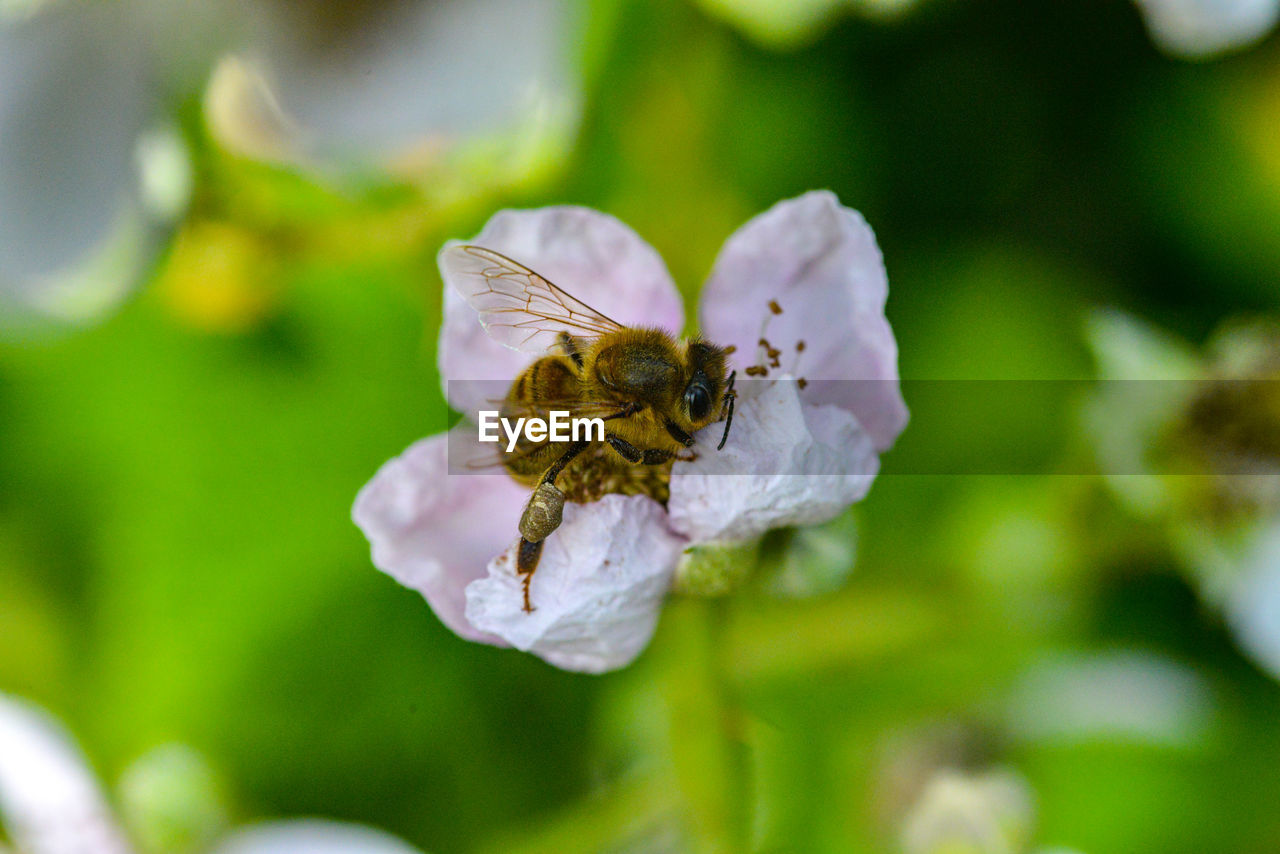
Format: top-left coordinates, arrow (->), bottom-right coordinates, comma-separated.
682,340 -> 730,426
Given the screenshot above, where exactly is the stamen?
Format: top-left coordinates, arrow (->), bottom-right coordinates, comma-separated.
753,303 -> 781,371
759,337 -> 782,368
790,339 -> 807,377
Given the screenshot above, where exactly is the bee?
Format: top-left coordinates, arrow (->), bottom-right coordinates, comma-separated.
442,245 -> 737,612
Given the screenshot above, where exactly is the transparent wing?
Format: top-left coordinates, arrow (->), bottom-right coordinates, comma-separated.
486,395 -> 634,421
441,244 -> 626,353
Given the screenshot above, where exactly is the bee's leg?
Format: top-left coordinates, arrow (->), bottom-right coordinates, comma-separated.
717,370 -> 737,451
515,439 -> 590,613
519,482 -> 566,544
662,418 -> 695,448
516,539 -> 544,613
605,433 -> 673,465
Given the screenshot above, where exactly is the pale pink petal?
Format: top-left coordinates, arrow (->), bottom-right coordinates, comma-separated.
465,494 -> 684,673
438,206 -> 684,416
352,427 -> 527,645
211,820 -> 422,854
668,379 -> 879,542
699,191 -> 907,451
0,695 -> 133,854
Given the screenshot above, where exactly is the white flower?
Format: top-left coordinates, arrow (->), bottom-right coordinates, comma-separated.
0,693 -> 425,854
0,0 -> 576,326
1085,310 -> 1280,682
354,191 -> 908,673
1133,0 -> 1279,58
899,769 -> 1035,854
0,695 -> 131,854
205,0 -> 577,176
0,2 -> 192,325
1224,525 -> 1280,680
211,821 -> 423,854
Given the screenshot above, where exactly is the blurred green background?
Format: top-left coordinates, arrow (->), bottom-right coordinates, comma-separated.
3,0 -> 1280,852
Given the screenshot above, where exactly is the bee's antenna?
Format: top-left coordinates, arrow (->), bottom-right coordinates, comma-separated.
717,370 -> 736,451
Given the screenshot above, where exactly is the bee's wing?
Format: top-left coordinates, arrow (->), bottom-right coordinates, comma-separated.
502,396 -> 630,419
442,245 -> 626,353
461,441 -> 550,472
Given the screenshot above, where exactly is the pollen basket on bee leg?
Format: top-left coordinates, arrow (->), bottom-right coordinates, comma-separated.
519,482 -> 566,542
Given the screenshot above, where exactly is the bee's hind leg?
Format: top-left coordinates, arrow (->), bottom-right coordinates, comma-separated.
514,439 -> 590,613
516,538 -> 544,613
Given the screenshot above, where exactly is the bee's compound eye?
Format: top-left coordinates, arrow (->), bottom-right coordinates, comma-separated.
684,383 -> 711,420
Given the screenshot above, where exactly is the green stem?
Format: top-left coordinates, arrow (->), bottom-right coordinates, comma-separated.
705,597 -> 752,853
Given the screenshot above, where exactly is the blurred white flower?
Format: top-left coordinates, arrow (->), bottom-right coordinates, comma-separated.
1085,310 -> 1280,681
1224,525 -> 1280,680
210,821 -> 424,854
0,0 -> 577,327
205,0 -> 578,180
695,0 -> 1278,59
899,768 -> 1035,854
1005,650 -> 1215,749
0,694 -> 131,854
1133,0 -> 1279,58
0,2 -> 192,326
0,693 -> 426,854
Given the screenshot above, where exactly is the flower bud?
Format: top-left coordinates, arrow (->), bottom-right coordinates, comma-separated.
674,538 -> 759,597
118,745 -> 228,854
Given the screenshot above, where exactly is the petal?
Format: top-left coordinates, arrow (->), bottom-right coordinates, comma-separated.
1005,651 -> 1213,748
352,427 -> 528,645
0,694 -> 133,854
465,494 -> 684,673
211,820 -> 423,854
699,191 -> 907,451
668,379 -> 879,542
1133,0 -> 1279,58
438,206 -> 684,417
1224,526 -> 1280,681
